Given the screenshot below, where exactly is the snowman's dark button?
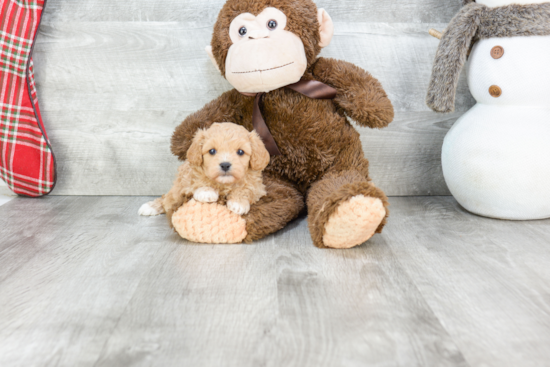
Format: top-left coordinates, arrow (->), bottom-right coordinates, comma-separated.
489,85 -> 502,98
491,46 -> 504,59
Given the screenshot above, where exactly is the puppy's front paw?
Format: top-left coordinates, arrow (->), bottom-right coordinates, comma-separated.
227,200 -> 250,215
138,200 -> 164,216
193,188 -> 219,203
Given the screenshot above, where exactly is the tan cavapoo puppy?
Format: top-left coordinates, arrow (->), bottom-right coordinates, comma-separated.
139,123 -> 270,223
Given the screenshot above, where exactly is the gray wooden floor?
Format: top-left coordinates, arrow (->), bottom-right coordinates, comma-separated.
1,196 -> 549,367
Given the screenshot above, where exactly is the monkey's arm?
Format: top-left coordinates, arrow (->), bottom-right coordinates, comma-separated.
312,57 -> 394,129
171,90 -> 244,160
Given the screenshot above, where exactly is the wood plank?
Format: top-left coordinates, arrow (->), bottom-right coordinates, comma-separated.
43,0 -> 462,24
0,197 -> 178,366
385,197 -> 550,367
322,22 -> 474,113
44,111 -> 457,196
0,197 -> 72,283
32,20 -> 471,195
4,197 -> 550,365
0,196 -> 467,367
44,110 -> 182,196
361,111 -> 458,197
33,22 -> 474,113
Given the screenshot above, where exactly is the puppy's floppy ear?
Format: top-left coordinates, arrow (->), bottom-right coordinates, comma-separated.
187,129 -> 206,166
249,131 -> 270,171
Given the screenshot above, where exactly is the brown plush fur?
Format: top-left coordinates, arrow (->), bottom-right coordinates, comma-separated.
427,2 -> 550,112
163,123 -> 269,224
243,174 -> 305,243
170,0 -> 394,247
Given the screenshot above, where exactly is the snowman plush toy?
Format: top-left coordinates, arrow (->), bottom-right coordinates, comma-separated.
427,0 -> 550,220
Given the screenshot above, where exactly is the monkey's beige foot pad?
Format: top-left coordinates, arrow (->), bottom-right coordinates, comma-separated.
323,195 -> 385,249
172,200 -> 247,244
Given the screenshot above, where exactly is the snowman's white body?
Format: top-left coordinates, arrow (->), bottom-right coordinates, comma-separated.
442,0 -> 550,220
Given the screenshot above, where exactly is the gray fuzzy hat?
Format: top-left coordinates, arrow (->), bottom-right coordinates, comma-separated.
426,2 -> 550,112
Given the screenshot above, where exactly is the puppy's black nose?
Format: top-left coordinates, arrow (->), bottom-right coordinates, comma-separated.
220,162 -> 232,172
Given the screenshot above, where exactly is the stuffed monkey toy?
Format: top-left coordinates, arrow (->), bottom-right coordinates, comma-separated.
143,0 -> 394,248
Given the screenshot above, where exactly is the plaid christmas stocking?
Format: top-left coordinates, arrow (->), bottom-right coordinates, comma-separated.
0,0 -> 55,197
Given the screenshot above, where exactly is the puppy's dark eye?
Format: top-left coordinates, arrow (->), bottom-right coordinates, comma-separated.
209,149 -> 216,155
237,149 -> 245,156
239,27 -> 247,36
267,20 -> 278,30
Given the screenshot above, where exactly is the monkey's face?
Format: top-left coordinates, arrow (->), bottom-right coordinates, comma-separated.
207,2 -> 334,94
224,8 -> 307,93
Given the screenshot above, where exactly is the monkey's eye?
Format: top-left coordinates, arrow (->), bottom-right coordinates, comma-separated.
237,149 -> 245,156
267,20 -> 278,30
238,27 -> 247,36
209,149 -> 216,155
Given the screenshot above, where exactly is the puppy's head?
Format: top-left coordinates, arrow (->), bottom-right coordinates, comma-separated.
187,123 -> 270,184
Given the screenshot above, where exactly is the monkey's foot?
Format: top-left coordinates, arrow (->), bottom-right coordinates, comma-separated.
172,200 -> 247,244
322,195 -> 386,249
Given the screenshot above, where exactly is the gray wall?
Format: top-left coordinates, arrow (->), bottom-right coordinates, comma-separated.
34,0 -> 473,196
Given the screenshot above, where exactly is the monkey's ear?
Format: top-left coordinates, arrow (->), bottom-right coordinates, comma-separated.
249,131 -> 270,171
187,129 -> 206,167
318,9 -> 334,48
205,45 -> 221,73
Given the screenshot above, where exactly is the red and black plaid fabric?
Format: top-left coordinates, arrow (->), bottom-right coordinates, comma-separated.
0,0 -> 55,197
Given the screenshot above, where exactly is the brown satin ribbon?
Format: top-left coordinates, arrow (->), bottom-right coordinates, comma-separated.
251,80 -> 337,156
